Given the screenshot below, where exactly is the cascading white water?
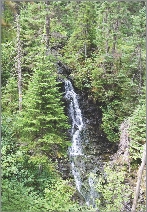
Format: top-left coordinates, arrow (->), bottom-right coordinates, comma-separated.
64,79 -> 98,207
64,80 -> 84,193
65,80 -> 83,156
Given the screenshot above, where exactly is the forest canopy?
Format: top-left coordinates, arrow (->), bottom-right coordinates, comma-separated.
1,1 -> 146,211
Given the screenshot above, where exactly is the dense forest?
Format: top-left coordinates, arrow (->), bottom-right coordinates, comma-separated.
1,1 -> 146,212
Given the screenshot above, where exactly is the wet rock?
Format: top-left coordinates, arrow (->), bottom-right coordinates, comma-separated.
57,61 -> 72,76
57,75 -> 118,206
58,81 -> 118,175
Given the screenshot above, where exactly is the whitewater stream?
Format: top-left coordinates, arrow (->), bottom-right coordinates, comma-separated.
64,80 -> 98,207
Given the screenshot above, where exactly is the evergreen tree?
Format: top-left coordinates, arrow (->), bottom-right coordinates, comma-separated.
15,51 -> 69,159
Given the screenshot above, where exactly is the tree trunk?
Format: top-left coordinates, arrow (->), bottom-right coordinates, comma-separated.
112,19 -> 119,53
131,144 -> 146,212
84,43 -> 87,59
104,10 -> 109,54
45,1 -> 50,55
138,44 -> 142,95
15,13 -> 22,111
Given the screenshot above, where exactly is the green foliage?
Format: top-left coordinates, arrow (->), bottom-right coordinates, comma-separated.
2,3 -> 76,211
63,1 -> 146,143
43,180 -> 77,211
1,42 -> 16,87
96,163 -> 131,212
2,114 -> 76,212
1,1 -> 16,43
67,205 -> 98,212
20,2 -> 46,71
2,77 -> 18,114
2,178 -> 77,212
101,105 -> 120,142
2,179 -> 44,212
15,52 -> 69,158
62,2 -> 97,66
128,93 -> 146,160
2,1 -> 146,211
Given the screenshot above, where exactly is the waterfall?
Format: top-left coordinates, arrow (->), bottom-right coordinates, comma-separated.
64,79 -> 98,207
64,80 -> 83,156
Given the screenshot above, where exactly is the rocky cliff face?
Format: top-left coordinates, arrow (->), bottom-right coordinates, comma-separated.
75,88 -> 118,170
57,64 -> 118,205
57,68 -> 118,178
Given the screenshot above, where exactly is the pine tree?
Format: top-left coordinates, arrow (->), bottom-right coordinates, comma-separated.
15,50 -> 69,159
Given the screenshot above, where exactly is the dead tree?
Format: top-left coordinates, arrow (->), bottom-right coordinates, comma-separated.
131,143 -> 146,212
45,1 -> 51,55
15,12 -> 22,111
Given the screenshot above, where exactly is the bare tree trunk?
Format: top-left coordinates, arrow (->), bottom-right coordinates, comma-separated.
138,44 -> 142,95
1,1 -> 4,13
131,144 -> 146,212
45,1 -> 50,55
112,19 -> 119,53
104,10 -> 109,54
84,43 -> 87,59
15,13 -> 22,111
